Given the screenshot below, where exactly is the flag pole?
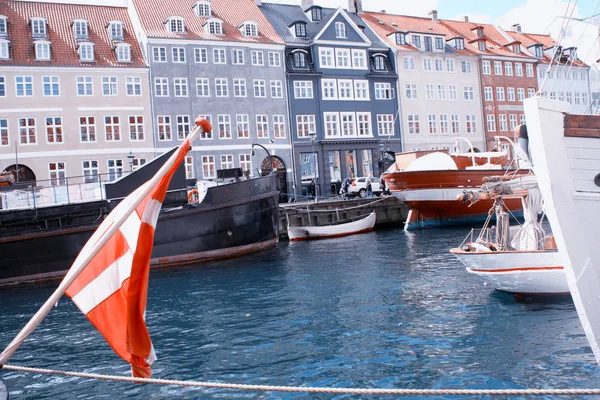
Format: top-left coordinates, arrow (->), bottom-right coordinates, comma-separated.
0,121 -> 207,367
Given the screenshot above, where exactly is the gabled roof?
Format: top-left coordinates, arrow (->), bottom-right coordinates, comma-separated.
0,0 -> 146,68
131,0 -> 283,44
504,30 -> 587,66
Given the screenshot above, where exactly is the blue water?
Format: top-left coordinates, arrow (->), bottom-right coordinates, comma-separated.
1,227 -> 599,399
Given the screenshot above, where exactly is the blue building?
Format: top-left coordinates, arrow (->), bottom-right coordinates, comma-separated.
259,0 -> 400,197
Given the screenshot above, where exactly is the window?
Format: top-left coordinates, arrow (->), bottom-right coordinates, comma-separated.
102,76 -> 117,96
455,38 -> 465,50
176,115 -> 190,139
73,20 -> 88,39
405,84 -> 417,99
154,77 -> 169,97
377,114 -> 394,136
513,62 -> 523,77
167,17 -> 185,33
213,48 -> 226,64
395,33 -> 406,45
435,37 -> 444,50
295,23 -> 307,37
403,56 -> 415,70
574,92 -> 581,105
131,159 -> 146,172
45,117 -> 62,143
446,59 -> 455,72
34,41 -> 51,60
412,35 -> 421,48
82,160 -> 99,183
425,84 -> 434,100
104,116 -> 120,141
354,80 -> 369,100
195,1 -> 211,17
253,79 -> 266,98
424,36 -> 433,51
566,92 -> 573,104
16,76 -> 34,97
294,81 -> 313,99
0,40 -> 8,60
233,78 -> 246,97
335,22 -> 346,38
496,87 -> 505,101
520,114 -> 526,125
338,80 -> 353,100
439,114 -> 449,134
109,21 -> 124,40
507,87 -> 515,102
526,63 -> 534,77
196,78 -> 210,97
172,47 -> 185,63
0,16 -> 7,36
324,112 -> 340,137
220,154 -> 234,170
374,55 -> 386,71
296,115 -> 316,138
448,85 -> 457,100
463,86 -> 474,101
107,159 -> 123,181
217,114 -> 231,139
157,115 -> 171,141
340,112 -> 356,137
269,52 -> 281,67
251,50 -> 264,65
499,114 -> 507,131
528,88 -> 536,98
484,86 -> 493,101
461,60 -> 472,73
273,115 -> 285,138
78,43 -> 94,62
241,22 -> 258,37
256,115 -> 269,138
116,44 -> 131,62
319,47 -> 334,68
434,58 -> 443,72
194,48 -> 208,63
126,76 -> 141,96
0,119 -> 7,146
407,115 -> 420,134
19,118 -> 36,144
451,115 -> 460,134
478,40 -> 486,51
423,57 -> 432,71
202,156 -> 216,179
174,77 -> 188,97
509,114 -> 517,131
504,62 -> 513,76
494,61 -> 502,75
437,84 -> 446,100
31,17 -> 47,38
293,51 -> 307,68
583,93 -> 589,105
236,114 -> 249,138
79,116 -> 96,142
232,49 -> 244,65
482,60 -> 491,75
76,76 -> 93,96
352,49 -> 367,69
336,48 -> 350,68
43,76 -> 60,96
152,47 -> 167,63
239,154 -> 252,174
375,82 -> 393,99
48,162 -> 66,186
357,113 -> 372,136
466,115 -> 476,134
207,19 -> 223,35
428,114 -> 437,135
311,7 -> 322,21
486,114 -> 496,132
270,80 -> 283,98
215,78 -> 228,97
128,116 -> 144,140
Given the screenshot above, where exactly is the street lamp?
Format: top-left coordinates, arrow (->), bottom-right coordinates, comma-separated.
251,143 -> 273,176
127,150 -> 135,172
308,130 -> 317,201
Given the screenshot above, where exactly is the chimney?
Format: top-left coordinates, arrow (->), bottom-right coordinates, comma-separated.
301,0 -> 313,10
254,0 -> 261,5
348,0 -> 363,14
463,16 -> 469,23
380,10 -> 386,13
512,23 -> 522,33
429,10 -> 439,22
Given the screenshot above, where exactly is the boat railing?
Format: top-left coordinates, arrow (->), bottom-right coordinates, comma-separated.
459,228 -> 496,248
0,173 -> 115,212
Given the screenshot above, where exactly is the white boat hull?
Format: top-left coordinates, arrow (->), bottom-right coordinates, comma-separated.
451,249 -> 568,294
288,212 -> 376,241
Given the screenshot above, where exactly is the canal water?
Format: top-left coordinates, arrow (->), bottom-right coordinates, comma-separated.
1,226 -> 599,399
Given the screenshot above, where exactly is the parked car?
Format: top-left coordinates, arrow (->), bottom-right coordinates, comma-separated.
347,177 -> 382,198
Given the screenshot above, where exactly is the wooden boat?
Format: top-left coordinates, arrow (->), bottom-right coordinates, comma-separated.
382,146 -> 527,230
287,211 -> 376,241
525,96 -> 600,363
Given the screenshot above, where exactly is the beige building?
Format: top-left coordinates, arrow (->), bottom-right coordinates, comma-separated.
0,0 -> 153,186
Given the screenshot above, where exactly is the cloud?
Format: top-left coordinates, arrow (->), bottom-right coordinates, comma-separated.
494,0 -> 581,34
262,0 -> 438,17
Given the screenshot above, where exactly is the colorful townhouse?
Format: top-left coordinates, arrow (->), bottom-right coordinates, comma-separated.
259,0 -> 400,197
0,0 -> 154,184
362,10 -> 486,153
127,0 -> 293,194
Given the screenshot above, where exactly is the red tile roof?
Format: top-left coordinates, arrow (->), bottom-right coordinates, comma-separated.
131,0 -> 283,44
504,30 -> 586,66
0,0 -> 146,68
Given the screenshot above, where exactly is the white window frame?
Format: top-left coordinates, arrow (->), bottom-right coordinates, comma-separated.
294,81 -> 313,99
196,78 -> 210,97
202,155 -> 216,179
104,115 -> 121,141
233,78 -> 247,97
236,114 -> 250,138
157,115 -> 171,141
174,77 -> 188,97
256,114 -> 269,138
213,48 -> 226,64
128,115 -> 144,141
43,75 -> 60,97
273,115 -> 286,138
335,22 -> 346,38
154,77 -> 169,97
79,116 -> 96,143
296,114 -> 316,138
377,114 -> 394,136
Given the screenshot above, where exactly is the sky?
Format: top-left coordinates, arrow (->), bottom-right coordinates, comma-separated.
263,0 -> 599,35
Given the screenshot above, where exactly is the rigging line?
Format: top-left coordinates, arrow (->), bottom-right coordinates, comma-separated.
539,0 -> 578,94
564,33 -> 600,94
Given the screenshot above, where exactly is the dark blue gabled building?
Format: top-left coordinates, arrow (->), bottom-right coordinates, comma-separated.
259,0 -> 400,197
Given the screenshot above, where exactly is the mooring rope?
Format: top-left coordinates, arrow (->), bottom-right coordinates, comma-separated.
2,364 -> 600,396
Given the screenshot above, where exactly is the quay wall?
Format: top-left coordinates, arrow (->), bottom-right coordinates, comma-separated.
278,197 -> 408,240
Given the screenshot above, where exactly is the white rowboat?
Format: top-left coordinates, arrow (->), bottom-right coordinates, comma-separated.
287,212 -> 376,241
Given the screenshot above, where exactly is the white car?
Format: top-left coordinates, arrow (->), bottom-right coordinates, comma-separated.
348,177 -> 382,198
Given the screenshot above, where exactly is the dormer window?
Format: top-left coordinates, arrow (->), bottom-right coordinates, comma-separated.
395,32 -> 405,45
205,18 -> 223,35
108,21 -> 124,41
194,1 -> 212,17
311,7 -> 322,22
373,54 -> 387,71
513,44 -> 520,54
78,42 -> 94,62
115,43 -> 131,62
412,35 -> 421,48
34,40 -> 51,60
294,22 -> 306,38
478,40 -> 486,51
31,18 -> 46,39
73,19 -> 89,40
240,21 -> 258,37
292,50 -> 308,68
475,27 -> 483,38
534,44 -> 543,58
454,38 -> 464,50
335,22 -> 346,38
166,17 -> 185,33
0,39 -> 8,59
435,37 -> 444,50
0,16 -> 7,37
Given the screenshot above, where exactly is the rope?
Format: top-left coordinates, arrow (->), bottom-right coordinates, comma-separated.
3,364 -> 600,396
281,197 -> 387,213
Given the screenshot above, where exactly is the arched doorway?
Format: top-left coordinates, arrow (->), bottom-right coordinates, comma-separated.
4,164 -> 36,184
260,156 -> 287,202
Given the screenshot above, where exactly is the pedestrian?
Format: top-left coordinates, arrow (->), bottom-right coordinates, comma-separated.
380,177 -> 387,196
309,179 -> 316,199
341,177 -> 351,200
366,174 -> 373,198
